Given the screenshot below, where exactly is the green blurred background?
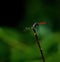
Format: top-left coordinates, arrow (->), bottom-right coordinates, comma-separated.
0,0 -> 60,62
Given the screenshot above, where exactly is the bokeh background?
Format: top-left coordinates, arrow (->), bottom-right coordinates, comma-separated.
0,0 -> 60,62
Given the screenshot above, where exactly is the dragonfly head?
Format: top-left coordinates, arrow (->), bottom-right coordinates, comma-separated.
32,22 -> 39,29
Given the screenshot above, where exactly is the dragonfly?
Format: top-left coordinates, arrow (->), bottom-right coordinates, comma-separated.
25,22 -> 47,62
32,22 -> 47,62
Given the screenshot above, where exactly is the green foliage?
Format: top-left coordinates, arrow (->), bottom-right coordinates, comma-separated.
0,27 -> 60,62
